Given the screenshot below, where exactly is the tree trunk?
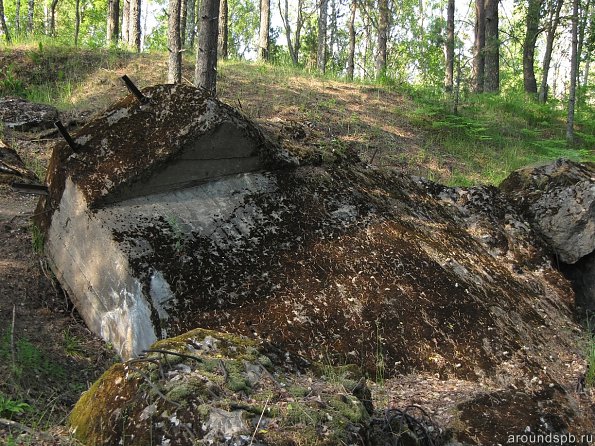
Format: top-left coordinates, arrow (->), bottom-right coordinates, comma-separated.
218,0 -> 228,58
329,0 -> 337,65
195,0 -> 220,94
129,0 -> 141,51
539,0 -> 563,103
186,0 -> 196,47
375,0 -> 389,77
523,0 -> 541,94
444,0 -> 455,92
180,0 -> 187,45
347,0 -> 356,80
473,0 -> 485,92
168,0 -> 182,83
294,0 -> 304,62
49,0 -> 58,37
567,0 -> 579,143
279,0 -> 301,65
317,0 -> 328,72
576,0 -> 591,105
27,0 -> 33,34
483,0 -> 499,92
107,0 -> 120,44
258,0 -> 270,60
15,0 -> 20,35
122,0 -> 130,45
0,0 -> 11,43
74,0 -> 80,45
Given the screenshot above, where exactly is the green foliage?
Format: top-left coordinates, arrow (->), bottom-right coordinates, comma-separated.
0,63 -> 28,97
63,328 -> 85,358
0,330 -> 66,383
0,393 -> 31,418
29,223 -> 44,255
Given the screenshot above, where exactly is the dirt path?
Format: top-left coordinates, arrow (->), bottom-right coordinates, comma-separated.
0,135 -> 115,445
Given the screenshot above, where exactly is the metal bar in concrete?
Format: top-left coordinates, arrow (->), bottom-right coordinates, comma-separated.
11,182 -> 49,195
121,75 -> 149,104
54,121 -> 80,152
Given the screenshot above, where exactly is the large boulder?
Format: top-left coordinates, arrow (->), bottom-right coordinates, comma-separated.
500,159 -> 595,265
0,97 -> 59,132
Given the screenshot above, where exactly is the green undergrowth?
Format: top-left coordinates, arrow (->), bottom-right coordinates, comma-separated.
407,90 -> 595,185
1,45 -> 594,186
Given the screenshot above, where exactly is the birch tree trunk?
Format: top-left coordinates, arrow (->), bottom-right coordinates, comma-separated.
27,0 -> 34,34
0,0 -> 11,43
186,0 -> 196,47
444,0 -> 455,92
317,0 -> 328,72
258,0 -> 270,60
195,0 -> 220,94
168,0 -> 182,83
15,0 -> 20,35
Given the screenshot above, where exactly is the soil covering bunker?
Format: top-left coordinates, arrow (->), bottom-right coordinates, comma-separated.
37,84 -> 590,404
36,84 -> 298,358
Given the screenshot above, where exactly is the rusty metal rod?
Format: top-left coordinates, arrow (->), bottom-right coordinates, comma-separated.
121,75 -> 149,104
54,121 -> 80,152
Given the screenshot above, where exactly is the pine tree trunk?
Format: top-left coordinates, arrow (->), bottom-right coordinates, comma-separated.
122,0 -> 130,45
317,0 -> 327,72
168,0 -> 182,83
74,0 -> 80,45
539,0 -> 563,103
130,0 -> 141,51
523,0 -> 541,94
218,0 -> 228,58
107,0 -> 120,44
347,0 -> 356,80
27,0 -> 33,34
0,0 -> 11,43
444,0 -> 455,92
258,0 -> 270,60
483,0 -> 499,92
576,0 -> 591,105
375,0 -> 389,77
180,0 -> 187,45
567,0 -> 579,143
195,0 -> 220,94
473,0 -> 485,92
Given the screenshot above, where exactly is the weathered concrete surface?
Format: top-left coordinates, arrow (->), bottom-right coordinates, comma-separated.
500,159 -> 595,264
0,97 -> 59,131
36,84 -> 297,358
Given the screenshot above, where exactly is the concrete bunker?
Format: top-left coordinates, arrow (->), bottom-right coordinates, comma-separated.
36,83 -> 298,358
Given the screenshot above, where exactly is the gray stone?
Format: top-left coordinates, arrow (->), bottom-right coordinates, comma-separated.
0,97 -> 59,131
500,159 -> 595,264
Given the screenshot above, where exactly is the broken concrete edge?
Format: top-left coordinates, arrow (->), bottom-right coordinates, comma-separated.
33,83 -> 299,234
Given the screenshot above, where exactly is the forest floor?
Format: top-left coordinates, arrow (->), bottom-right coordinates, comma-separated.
0,45 -> 594,444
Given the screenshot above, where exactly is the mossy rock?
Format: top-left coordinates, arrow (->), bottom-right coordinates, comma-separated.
69,328 -> 371,446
